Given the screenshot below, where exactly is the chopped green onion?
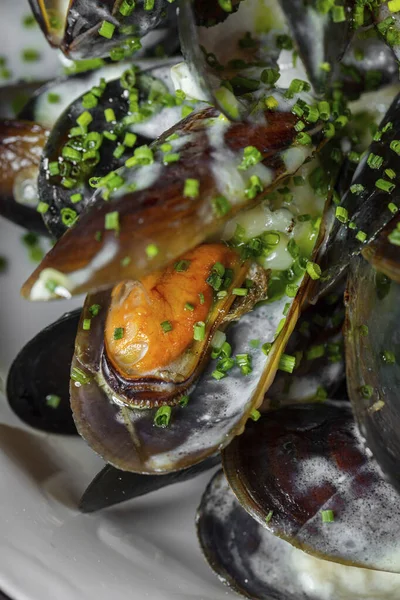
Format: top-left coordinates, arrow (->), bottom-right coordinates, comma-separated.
193,321 -> 206,341
212,196 -> 231,217
161,320 -> 173,333
350,183 -> 364,195
232,287 -> 248,296
262,342 -> 272,356
71,193 -> 82,204
179,395 -> 189,407
82,318 -> 91,331
306,345 -> 325,360
356,230 -> 367,243
71,367 -> 91,385
388,202 -> 398,214
77,111 -> 92,128
360,384 -> 374,399
265,510 -> 274,524
146,243 -> 159,258
321,510 -> 335,523
184,302 -> 195,311
174,259 -> 191,272
99,21 -> 115,39
154,406 -> 172,428
306,261 -> 321,280
375,179 -> 395,193
238,146 -> 262,170
46,394 -> 61,409
89,304 -> 101,316
113,327 -> 124,340
212,369 -> 226,380
105,211 -> 120,232
36,201 -> 49,214
296,132 -> 312,145
183,178 -> 200,198
367,153 -> 383,170
123,132 -> 137,147
390,140 -> 400,155
278,353 -> 296,373
199,292 -> 205,304
382,350 -> 396,364
250,409 -> 261,422
22,48 -> 40,62
120,0 -> 136,16
335,206 -> 348,224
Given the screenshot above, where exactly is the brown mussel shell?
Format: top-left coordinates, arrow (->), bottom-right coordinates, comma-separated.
223,402 -> 400,572
22,106 -> 324,300
0,119 -> 49,234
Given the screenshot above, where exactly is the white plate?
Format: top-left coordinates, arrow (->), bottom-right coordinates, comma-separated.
0,217 -> 236,600
0,3 -> 235,594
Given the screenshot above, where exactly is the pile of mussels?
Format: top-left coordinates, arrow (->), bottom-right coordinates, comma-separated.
3,0 -> 400,598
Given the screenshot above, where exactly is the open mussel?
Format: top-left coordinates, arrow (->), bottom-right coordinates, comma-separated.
198,469 -> 400,600
28,0 -> 176,60
21,96 -> 326,300
0,119 -> 49,234
222,403 -> 400,573
6,309 -> 81,434
345,255 -> 400,495
67,147 -> 331,474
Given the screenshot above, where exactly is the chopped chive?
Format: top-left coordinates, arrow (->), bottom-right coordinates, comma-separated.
123,132 -> 137,147
321,510 -> 335,523
183,178 -> 200,198
306,261 -> 321,280
350,183 -> 365,195
212,196 -> 231,217
306,345 -> 325,360
71,193 -> 82,204
250,409 -> 261,422
265,96 -> 279,110
154,406 -> 172,428
146,243 -> 159,258
22,48 -> 40,62
265,510 -> 274,524
83,318 -> 91,331
121,256 -> 131,267
367,153 -> 383,170
104,108 -> 116,122
174,259 -> 191,272
46,394 -> 61,409
238,146 -> 262,170
47,92 -> 60,104
390,140 -> 400,155
99,21 -> 115,39
232,287 -> 248,296
335,206 -> 348,224
382,350 -> 396,364
260,67 -> 280,85
193,321 -> 206,341
360,384 -> 374,399
356,230 -> 367,243
161,320 -> 173,333
199,292 -> 205,304
185,302 -> 195,311
375,179 -> 395,193
113,144 -> 125,159
120,0 -> 136,16
89,304 -> 101,316
76,111 -> 92,128
278,353 -> 296,373
36,201 -> 49,214
82,92 -> 98,109
179,395 -> 189,407
262,342 -> 272,356
296,132 -> 312,145
212,369 -> 226,380
250,339 -> 260,349
113,327 -> 124,340
163,152 -> 180,164
388,202 -> 398,214
285,283 -> 298,298
105,211 -> 120,232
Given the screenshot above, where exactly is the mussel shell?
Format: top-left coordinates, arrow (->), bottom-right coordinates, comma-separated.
0,119 -> 49,234
361,213 -> 400,283
80,454 -> 220,512
345,255 -> 400,495
22,106 -> 324,300
278,0 -> 353,94
311,90 -> 400,301
223,403 -> 400,572
37,60 -> 182,239
198,470 -> 400,600
6,309 -> 80,434
265,288 -> 345,408
29,0 -> 174,60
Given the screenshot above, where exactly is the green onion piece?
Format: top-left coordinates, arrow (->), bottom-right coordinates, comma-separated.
46,394 -> 61,409
218,0 -> 232,11
123,132 -> 137,147
390,140 -> 400,155
306,345 -> 325,360
120,0 -> 136,17
113,144 -> 125,159
262,342 -> 272,356
211,330 -> 226,350
212,196 -> 231,217
350,183 -> 364,195
146,243 -> 159,258
47,92 -> 60,104
265,96 -> 279,110
360,384 -> 374,399
179,395 -> 189,407
375,179 -> 395,193
99,21 -> 115,39
232,287 -> 248,296
77,111 -> 92,128
238,146 -> 262,170
250,409 -> 261,422
367,153 -> 384,170
335,206 -> 349,224
89,304 -> 101,316
278,353 -> 296,373
199,292 -> 205,304
382,350 -> 396,363
71,367 -> 91,385
163,152 -> 180,164
113,327 -> 124,340
183,178 -> 200,198
359,324 -> 369,336
265,510 -> 274,524
161,320 -> 173,333
105,211 -> 120,232
22,14 -> 37,27
121,256 -> 131,267
356,230 -> 367,242
36,201 -> 49,214
212,370 -> 226,380
174,259 -> 191,272
154,406 -> 172,428
306,261 -> 322,280
22,48 -> 40,62
285,283 -> 298,298
332,5 -> 345,21
388,202 -> 398,214
193,321 -> 206,341
82,318 -> 91,331
71,193 -> 82,204
104,108 -> 116,122
296,132 -> 312,145
321,510 -> 335,523
260,68 -> 280,85
184,302 -> 194,311
144,0 -> 155,9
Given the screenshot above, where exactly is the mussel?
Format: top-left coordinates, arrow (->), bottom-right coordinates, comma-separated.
28,0 -> 176,60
